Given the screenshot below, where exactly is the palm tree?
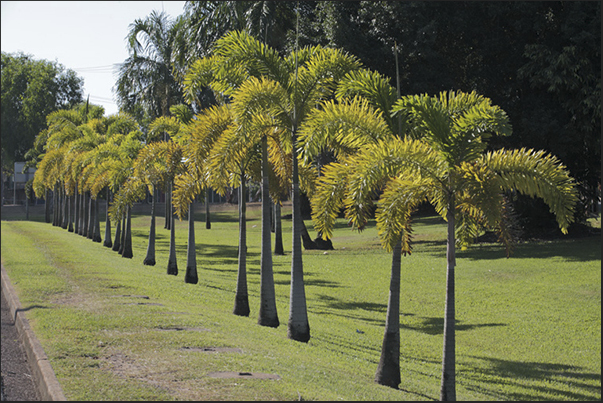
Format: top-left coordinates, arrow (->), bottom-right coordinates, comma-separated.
173,103 -> 256,316
115,10 -> 185,120
119,120 -> 186,274
311,91 -> 578,397
185,30 -> 362,340
299,69 -> 405,386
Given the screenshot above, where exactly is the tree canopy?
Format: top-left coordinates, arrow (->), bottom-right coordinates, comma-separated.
1,52 -> 84,173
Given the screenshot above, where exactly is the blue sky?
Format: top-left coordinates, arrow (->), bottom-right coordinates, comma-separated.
1,1 -> 187,115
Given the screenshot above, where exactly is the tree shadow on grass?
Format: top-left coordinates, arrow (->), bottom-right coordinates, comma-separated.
401,316 -> 506,335
455,235 -> 601,262
463,355 -> 601,401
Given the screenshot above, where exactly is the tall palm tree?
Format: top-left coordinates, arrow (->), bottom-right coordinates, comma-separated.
299,69 -> 404,386
311,91 -> 578,397
185,30 -> 362,340
115,10 -> 185,120
173,103 -> 257,316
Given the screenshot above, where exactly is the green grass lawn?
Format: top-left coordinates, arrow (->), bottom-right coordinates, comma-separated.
1,202 -> 600,401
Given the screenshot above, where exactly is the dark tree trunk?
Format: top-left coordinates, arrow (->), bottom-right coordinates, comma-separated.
87,193 -> 94,239
45,189 -> 51,223
121,207 -> 133,259
234,179 -> 250,316
205,187 -> 211,229
67,194 -> 74,232
52,185 -> 58,226
274,201 -> 284,255
440,202 -> 456,401
287,131 -> 310,342
93,197 -> 101,242
74,187 -> 79,234
82,192 -> 89,237
258,136 -> 279,327
103,189 -> 112,248
375,241 -> 402,388
61,188 -> 68,229
143,185 -> 156,265
167,183 -> 178,275
119,212 -> 126,255
164,182 -> 170,229
112,215 -> 122,252
185,201 -> 198,284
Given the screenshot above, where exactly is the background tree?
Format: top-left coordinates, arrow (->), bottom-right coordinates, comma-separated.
115,10 -> 185,121
303,1 -> 600,228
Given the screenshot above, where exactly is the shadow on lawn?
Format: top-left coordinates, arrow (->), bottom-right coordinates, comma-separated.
463,356 -> 601,401
457,235 -> 601,262
401,316 -> 506,335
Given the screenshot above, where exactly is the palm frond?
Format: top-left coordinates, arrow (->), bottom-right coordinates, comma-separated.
484,148 -> 578,233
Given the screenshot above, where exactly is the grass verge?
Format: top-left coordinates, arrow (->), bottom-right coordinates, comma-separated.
1,203 -> 600,400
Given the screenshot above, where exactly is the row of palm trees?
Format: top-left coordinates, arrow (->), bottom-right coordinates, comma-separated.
31,29 -> 578,401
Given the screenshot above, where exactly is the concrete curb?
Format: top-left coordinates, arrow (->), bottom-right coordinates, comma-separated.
1,264 -> 67,401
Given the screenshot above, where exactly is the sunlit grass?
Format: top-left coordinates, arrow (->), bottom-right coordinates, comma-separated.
1,203 -> 600,401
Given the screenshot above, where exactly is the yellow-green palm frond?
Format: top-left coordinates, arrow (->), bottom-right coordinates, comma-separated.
294,46 -> 362,106
376,177 -> 431,253
205,123 -> 257,195
311,162 -> 350,240
84,118 -> 108,136
231,76 -> 292,129
484,148 -> 578,233
343,138 -> 446,235
212,30 -> 288,85
299,96 -> 392,164
267,126 -> 292,187
394,91 -> 512,166
173,171 -> 204,219
336,69 -> 398,130
106,113 -> 140,137
109,178 -> 147,222
183,56 -> 222,103
148,116 -> 181,143
186,104 -> 234,167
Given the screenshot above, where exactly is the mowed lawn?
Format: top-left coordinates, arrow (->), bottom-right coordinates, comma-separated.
1,202 -> 600,401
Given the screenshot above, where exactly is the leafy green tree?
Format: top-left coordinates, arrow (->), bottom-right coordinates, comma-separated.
1,52 -> 84,176
307,1 -> 600,225
312,91 -> 578,397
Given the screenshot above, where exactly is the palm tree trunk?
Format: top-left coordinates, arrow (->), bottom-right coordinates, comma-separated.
288,132 -> 310,342
143,184 -> 156,265
234,177 -> 250,316
375,240 -> 402,388
164,183 -> 170,229
87,193 -> 94,239
112,215 -> 122,252
45,189 -> 51,223
205,187 -> 211,229
274,201 -> 284,255
93,197 -> 101,242
79,192 -> 86,235
440,201 -> 456,401
67,194 -> 74,232
52,185 -> 58,226
61,187 -> 68,229
103,188 -> 112,248
119,212 -> 126,255
74,187 -> 79,234
258,135 -> 279,327
121,206 -> 133,259
185,201 -> 198,284
167,182 -> 178,276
